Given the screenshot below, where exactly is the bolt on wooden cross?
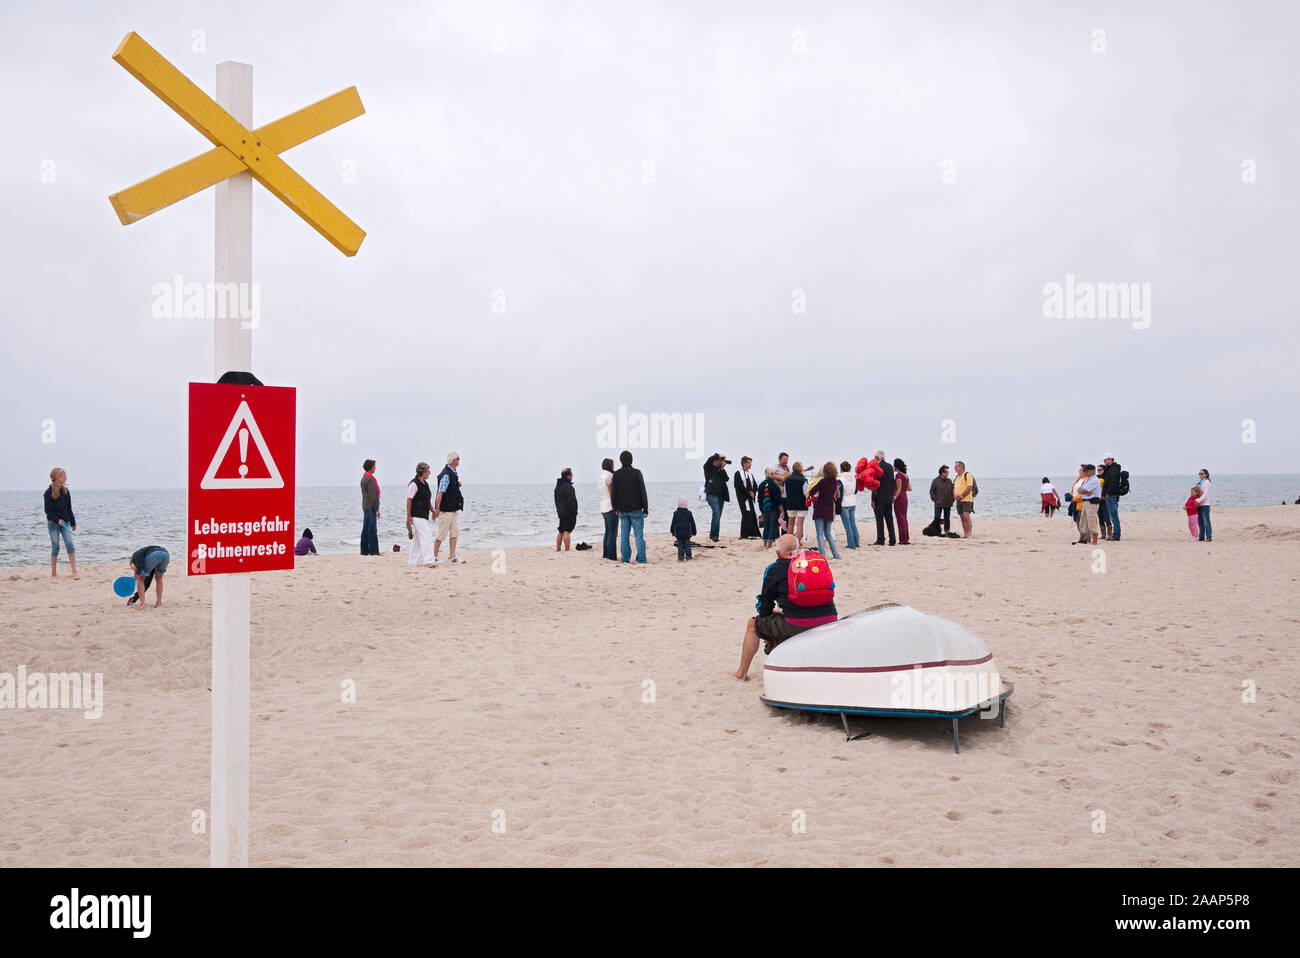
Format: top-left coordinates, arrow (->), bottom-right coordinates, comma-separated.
109,32 -> 365,256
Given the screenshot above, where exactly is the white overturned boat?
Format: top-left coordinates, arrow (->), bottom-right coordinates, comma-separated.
761,602 -> 1013,751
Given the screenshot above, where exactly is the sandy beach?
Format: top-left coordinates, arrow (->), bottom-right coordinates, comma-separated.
1,505 -> 1297,867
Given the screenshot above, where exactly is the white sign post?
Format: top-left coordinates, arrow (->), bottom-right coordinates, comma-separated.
108,31 -> 366,868
210,60 -> 253,869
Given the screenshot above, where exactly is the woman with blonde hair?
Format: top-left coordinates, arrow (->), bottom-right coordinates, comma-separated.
757,466 -> 782,547
44,467 -> 78,579
783,461 -> 809,544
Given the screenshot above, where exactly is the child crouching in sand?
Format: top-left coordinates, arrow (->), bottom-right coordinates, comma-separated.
1184,487 -> 1201,539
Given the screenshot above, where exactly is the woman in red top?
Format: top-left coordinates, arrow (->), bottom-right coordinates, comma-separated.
892,459 -> 912,544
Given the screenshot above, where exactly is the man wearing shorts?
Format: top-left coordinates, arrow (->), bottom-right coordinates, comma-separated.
128,545 -> 169,609
732,533 -> 838,680
433,451 -> 465,564
952,460 -> 976,538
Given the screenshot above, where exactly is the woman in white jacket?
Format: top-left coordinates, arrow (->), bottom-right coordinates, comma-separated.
838,461 -> 860,549
1195,469 -> 1213,542
598,458 -> 617,560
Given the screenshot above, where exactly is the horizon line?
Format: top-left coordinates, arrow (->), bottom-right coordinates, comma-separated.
5,471 -> 1299,493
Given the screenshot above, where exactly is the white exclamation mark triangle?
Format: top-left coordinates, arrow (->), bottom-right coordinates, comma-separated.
200,400 -> 284,490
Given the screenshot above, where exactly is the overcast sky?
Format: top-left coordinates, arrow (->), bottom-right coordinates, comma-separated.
3,0 -> 1297,488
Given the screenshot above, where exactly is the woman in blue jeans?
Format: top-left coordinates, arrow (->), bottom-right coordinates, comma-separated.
360,459 -> 381,555
838,461 -> 860,548
1195,468 -> 1213,542
44,467 -> 79,579
599,458 -> 618,560
703,453 -> 731,541
808,461 -> 842,559
758,467 -> 782,547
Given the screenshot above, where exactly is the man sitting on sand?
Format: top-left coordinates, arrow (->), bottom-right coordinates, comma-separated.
732,533 -> 837,680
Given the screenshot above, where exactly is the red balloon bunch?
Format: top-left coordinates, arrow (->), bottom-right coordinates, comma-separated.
855,457 -> 882,492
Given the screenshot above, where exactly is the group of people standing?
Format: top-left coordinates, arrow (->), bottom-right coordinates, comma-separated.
925,460 -> 977,538
1046,459 -> 1213,544
1066,456 -> 1128,544
598,451 -> 651,563
704,450 -> 971,556
356,454 -> 466,567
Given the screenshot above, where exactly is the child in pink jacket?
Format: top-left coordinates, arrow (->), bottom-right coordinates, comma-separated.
1184,487 -> 1200,539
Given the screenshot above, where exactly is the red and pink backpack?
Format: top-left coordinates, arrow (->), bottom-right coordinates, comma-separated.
787,550 -> 835,606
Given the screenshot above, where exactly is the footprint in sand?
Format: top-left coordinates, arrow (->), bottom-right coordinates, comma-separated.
945,810 -> 964,821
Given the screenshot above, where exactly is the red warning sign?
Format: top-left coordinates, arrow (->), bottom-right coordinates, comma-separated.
188,382 -> 296,575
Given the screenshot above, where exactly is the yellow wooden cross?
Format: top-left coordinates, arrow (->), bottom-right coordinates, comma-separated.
109,32 -> 366,257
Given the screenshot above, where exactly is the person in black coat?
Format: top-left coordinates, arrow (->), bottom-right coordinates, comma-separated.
703,453 -> 731,542
733,456 -> 760,539
1099,456 -> 1123,541
669,496 -> 698,560
554,468 -> 578,551
610,450 -> 650,563
872,450 -> 896,545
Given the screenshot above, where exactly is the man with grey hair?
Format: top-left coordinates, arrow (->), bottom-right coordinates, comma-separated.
732,533 -> 838,680
872,449 -> 896,546
433,451 -> 465,564
1075,464 -> 1103,546
405,461 -> 438,568
952,459 -> 976,538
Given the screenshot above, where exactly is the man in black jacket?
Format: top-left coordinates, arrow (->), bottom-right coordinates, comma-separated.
1100,456 -> 1123,541
872,450 -> 896,546
554,468 -> 578,552
733,457 -> 760,539
611,450 -> 649,563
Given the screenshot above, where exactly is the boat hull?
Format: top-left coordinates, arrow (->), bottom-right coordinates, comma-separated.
762,603 -> 1007,716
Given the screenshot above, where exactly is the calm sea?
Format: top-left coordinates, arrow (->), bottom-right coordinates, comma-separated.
6,475 -> 1298,567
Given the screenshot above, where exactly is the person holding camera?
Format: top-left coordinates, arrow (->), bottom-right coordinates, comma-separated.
703,453 -> 732,542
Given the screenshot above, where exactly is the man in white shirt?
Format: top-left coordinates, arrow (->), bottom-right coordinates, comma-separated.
1075,465 -> 1103,546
